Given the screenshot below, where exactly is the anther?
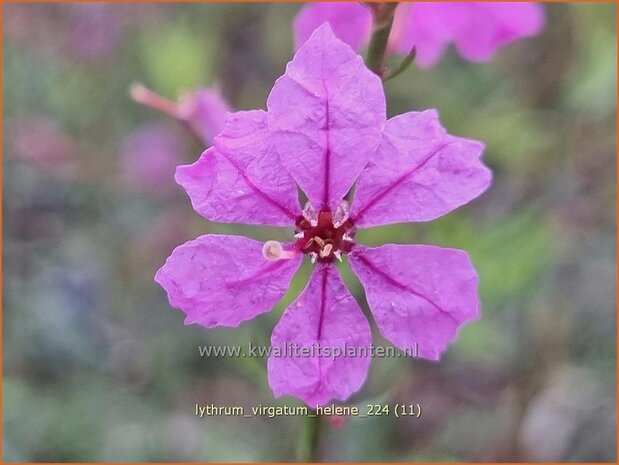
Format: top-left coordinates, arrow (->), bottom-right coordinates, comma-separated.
314,236 -> 326,248
302,237 -> 315,250
320,243 -> 333,258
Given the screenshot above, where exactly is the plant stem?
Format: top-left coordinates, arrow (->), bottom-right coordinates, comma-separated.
382,46 -> 416,82
365,2 -> 399,76
297,412 -> 322,462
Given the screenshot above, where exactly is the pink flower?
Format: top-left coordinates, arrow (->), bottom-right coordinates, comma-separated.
155,25 -> 491,407
130,84 -> 230,146
294,2 -> 544,67
175,89 -> 230,145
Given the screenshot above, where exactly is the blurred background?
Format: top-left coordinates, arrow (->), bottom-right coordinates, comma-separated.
2,2 -> 616,462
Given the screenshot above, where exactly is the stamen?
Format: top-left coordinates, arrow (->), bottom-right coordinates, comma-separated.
262,241 -> 295,261
313,236 -> 326,248
320,243 -> 333,258
293,207 -> 356,263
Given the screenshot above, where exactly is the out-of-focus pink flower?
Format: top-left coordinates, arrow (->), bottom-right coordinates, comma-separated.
155,25 -> 491,407
294,2 -> 545,67
68,3 -> 123,62
293,2 -> 372,51
175,89 -> 230,145
130,84 -> 230,146
121,122 -> 184,196
7,116 -> 79,179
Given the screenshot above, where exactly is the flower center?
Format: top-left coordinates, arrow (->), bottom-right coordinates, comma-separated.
294,203 -> 356,263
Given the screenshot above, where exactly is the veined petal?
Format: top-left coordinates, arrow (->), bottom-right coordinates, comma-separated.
268,23 -> 386,211
293,2 -> 372,51
155,234 -> 302,328
348,244 -> 480,361
176,110 -> 300,226
350,110 -> 491,228
268,263 -> 372,407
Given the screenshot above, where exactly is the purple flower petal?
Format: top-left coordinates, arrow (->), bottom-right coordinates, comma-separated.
293,2 -> 372,51
351,110 -> 492,228
395,2 -> 545,67
348,244 -> 480,361
268,263 -> 372,407
176,110 -> 300,226
268,23 -> 386,211
155,234 -> 302,328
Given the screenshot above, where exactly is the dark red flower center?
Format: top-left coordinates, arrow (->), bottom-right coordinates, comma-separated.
294,210 -> 356,263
